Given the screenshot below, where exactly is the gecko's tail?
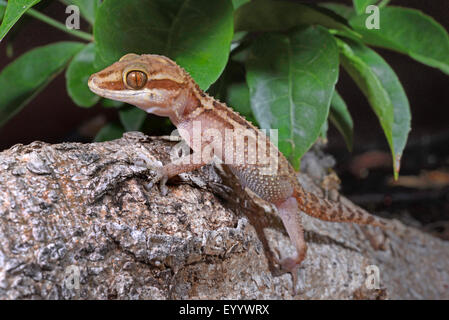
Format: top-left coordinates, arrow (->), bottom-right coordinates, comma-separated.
293,188 -> 395,231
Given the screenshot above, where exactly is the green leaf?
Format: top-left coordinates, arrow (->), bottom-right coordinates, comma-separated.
101,98 -> 124,108
232,0 -> 249,9
339,40 -> 411,177
94,0 -> 234,90
227,82 -> 251,117
60,0 -> 100,25
0,41 -> 84,127
226,82 -> 257,125
319,3 -> 355,21
65,43 -> 100,107
353,0 -> 377,15
234,0 -> 360,40
246,26 -> 339,170
94,122 -> 125,142
119,105 -> 147,131
93,42 -> 109,69
329,91 -> 353,151
320,120 -> 328,140
0,0 -> 40,41
0,5 -> 6,22
207,59 -> 257,124
349,6 -> 449,75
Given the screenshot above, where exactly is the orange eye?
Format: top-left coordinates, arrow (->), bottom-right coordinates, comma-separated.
125,70 -> 147,89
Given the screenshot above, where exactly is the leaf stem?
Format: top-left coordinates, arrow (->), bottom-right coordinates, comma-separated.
0,0 -> 93,42
378,0 -> 390,8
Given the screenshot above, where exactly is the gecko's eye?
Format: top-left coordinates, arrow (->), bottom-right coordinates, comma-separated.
125,70 -> 147,89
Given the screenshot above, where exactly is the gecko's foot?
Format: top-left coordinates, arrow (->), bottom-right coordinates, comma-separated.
145,166 -> 169,196
275,256 -> 301,296
131,153 -> 170,195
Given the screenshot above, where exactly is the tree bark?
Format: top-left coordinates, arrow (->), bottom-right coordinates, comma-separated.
0,132 -> 447,299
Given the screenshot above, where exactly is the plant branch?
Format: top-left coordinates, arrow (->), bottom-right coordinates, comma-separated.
0,0 -> 93,42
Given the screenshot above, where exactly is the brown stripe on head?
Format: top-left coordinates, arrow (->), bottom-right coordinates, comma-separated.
146,79 -> 184,91
101,80 -> 126,90
96,69 -> 116,79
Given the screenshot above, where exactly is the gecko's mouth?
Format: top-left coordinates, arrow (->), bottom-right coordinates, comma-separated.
87,74 -> 106,96
88,74 -> 122,99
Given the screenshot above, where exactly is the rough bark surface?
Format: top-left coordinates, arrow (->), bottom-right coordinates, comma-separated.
0,132 -> 448,300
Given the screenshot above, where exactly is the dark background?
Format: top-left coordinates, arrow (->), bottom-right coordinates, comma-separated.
1,0 -> 449,230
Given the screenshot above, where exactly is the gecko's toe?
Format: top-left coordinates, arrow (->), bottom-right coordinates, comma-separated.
145,167 -> 169,195
275,256 -> 301,296
145,181 -> 154,191
159,176 -> 169,196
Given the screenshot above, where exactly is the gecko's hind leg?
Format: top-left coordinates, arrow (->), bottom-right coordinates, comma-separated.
275,196 -> 307,295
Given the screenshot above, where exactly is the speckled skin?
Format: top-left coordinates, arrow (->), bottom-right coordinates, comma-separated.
88,54 -> 390,291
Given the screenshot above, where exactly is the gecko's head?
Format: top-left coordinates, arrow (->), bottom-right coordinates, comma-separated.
88,53 -> 189,116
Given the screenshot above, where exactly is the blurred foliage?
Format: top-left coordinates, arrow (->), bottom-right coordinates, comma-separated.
1,0 -> 449,176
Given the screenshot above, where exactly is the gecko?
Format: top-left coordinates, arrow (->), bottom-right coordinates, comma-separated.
88,53 -> 393,290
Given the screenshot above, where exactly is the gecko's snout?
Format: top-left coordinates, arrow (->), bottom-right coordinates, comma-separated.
87,73 -> 105,96
87,74 -> 97,90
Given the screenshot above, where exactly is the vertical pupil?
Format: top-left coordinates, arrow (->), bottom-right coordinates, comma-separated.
127,71 -> 146,89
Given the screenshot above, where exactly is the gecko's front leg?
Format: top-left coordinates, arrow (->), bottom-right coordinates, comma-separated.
146,154 -> 209,195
